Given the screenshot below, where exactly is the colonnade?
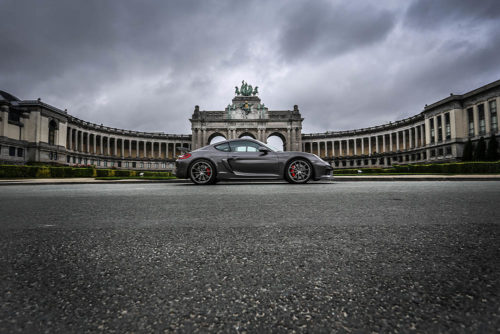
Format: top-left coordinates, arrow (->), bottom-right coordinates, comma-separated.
66,126 -> 190,159
303,123 -> 426,159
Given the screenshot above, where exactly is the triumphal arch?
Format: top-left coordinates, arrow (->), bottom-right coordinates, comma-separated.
190,81 -> 303,151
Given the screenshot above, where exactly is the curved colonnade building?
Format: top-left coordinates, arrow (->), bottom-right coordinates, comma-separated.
0,93 -> 191,170
302,80 -> 499,167
0,79 -> 499,171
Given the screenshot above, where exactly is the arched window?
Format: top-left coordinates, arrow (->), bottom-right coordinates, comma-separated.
48,120 -> 57,146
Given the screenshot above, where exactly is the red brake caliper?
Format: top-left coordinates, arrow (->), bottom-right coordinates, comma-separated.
291,165 -> 296,177
206,168 -> 211,176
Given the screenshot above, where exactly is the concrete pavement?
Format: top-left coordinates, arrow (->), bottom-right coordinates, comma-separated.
1,182 -> 499,332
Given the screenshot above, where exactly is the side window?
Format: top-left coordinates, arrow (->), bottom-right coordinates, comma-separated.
229,141 -> 260,152
215,143 -> 230,152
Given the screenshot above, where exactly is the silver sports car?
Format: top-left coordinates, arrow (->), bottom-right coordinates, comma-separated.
175,138 -> 333,185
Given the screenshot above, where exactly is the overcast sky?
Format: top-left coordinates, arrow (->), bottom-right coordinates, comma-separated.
1,0 -> 500,134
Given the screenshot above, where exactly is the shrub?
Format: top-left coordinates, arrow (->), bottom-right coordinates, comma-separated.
487,134 -> 499,161
474,137 -> 487,161
96,169 -> 115,177
463,139 -> 473,161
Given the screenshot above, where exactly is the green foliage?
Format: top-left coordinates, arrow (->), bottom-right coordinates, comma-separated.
143,171 -> 172,177
462,138 -> 473,161
473,137 -> 487,161
0,165 -> 95,178
96,169 -> 116,177
487,134 -> 499,161
115,170 -> 137,177
333,161 -> 500,175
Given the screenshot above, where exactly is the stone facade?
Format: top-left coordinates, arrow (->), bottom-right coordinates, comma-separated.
0,79 -> 499,170
190,94 -> 303,151
0,93 -> 191,171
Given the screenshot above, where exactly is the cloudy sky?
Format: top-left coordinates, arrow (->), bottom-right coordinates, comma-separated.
1,0 -> 500,134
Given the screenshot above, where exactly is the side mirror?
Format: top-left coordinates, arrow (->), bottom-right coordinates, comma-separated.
258,146 -> 271,154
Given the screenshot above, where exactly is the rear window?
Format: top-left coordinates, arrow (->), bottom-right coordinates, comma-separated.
214,143 -> 230,152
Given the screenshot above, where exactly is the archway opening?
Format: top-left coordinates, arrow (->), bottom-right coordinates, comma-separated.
238,132 -> 256,140
209,134 -> 227,145
267,134 -> 285,152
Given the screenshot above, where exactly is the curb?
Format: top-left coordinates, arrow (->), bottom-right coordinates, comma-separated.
1,177 -> 500,185
333,177 -> 500,181
0,179 -> 191,186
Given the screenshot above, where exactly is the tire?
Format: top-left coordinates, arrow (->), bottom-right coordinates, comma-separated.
189,159 -> 216,185
285,159 -> 312,184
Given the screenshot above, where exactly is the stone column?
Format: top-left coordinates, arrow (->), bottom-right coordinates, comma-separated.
128,140 -> 131,158
409,129 -> 413,149
375,136 -> 379,154
382,135 -> 386,153
440,115 -> 445,141
85,133 -> 89,153
332,141 -> 336,157
287,129 -> 291,151
389,133 -> 393,152
473,105 -> 479,137
107,137 -> 110,156
93,134 -> 96,153
424,119 -> 431,145
68,128 -> 73,150
403,130 -> 406,150
121,139 -> 124,157
346,140 -> 350,156
74,130 -> 78,152
396,132 -> 400,151
361,138 -> 365,155
368,137 -> 372,155
450,110 -> 457,139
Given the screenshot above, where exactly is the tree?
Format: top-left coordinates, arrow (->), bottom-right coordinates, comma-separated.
462,138 -> 473,161
473,136 -> 486,161
486,134 -> 499,161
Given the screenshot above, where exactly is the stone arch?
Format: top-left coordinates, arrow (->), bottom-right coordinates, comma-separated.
207,131 -> 227,145
266,131 -> 287,151
238,131 -> 257,139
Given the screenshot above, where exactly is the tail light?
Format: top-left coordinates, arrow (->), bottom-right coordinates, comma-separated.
178,153 -> 191,160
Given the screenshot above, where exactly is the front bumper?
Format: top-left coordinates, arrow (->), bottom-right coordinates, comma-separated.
313,164 -> 334,181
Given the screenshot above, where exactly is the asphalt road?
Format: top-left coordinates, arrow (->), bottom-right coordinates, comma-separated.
1,181 -> 499,333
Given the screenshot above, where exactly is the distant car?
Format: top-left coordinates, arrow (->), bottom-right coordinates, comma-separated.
175,138 -> 333,185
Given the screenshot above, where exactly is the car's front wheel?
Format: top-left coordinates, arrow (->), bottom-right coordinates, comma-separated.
189,159 -> 216,185
285,159 -> 312,184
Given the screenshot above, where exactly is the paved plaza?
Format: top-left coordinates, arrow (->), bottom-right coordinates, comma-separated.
1,182 -> 499,332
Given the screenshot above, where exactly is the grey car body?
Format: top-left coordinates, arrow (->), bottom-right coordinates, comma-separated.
175,138 -> 333,184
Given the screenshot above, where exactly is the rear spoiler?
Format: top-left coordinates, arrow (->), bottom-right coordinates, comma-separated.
178,147 -> 190,153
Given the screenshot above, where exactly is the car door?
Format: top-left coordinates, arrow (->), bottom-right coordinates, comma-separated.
228,140 -> 279,176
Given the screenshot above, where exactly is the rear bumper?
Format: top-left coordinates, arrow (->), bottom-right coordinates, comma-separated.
175,160 -> 189,179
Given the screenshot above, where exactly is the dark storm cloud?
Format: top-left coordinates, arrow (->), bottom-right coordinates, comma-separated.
0,0 -> 499,134
279,1 -> 396,61
405,0 -> 500,28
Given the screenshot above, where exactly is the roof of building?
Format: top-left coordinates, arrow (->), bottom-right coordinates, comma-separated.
0,90 -> 20,102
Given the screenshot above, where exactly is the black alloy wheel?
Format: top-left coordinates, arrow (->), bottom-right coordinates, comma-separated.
189,159 -> 216,185
285,159 -> 312,184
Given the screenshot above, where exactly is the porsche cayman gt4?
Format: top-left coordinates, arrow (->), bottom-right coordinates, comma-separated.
175,139 -> 333,185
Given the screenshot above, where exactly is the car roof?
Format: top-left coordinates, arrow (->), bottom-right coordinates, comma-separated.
211,138 -> 262,146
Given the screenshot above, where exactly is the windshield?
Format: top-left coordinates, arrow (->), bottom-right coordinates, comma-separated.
251,139 -> 276,152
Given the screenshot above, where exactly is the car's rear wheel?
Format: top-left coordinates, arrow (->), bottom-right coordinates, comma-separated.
189,159 -> 216,185
285,159 -> 312,184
